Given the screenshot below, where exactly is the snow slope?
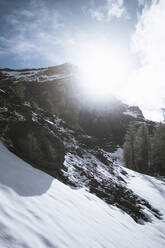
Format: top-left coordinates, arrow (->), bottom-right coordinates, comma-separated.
0,142 -> 165,248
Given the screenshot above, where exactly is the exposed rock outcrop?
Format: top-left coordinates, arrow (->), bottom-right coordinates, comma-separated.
8,121 -> 65,172
0,64 -> 145,146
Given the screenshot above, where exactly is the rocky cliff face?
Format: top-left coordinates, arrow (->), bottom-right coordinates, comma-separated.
0,64 -> 145,145
0,63 -> 161,224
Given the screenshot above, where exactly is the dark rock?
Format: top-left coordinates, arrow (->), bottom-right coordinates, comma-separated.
7,121 -> 65,172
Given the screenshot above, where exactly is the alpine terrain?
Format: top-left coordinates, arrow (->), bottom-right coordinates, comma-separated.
0,63 -> 164,248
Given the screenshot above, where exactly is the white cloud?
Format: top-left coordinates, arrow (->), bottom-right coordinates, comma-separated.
87,0 -> 127,21
108,3 -> 126,18
89,9 -> 104,21
123,0 -> 165,121
107,0 -> 127,19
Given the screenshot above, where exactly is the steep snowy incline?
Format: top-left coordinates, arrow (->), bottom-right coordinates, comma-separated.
0,142 -> 165,248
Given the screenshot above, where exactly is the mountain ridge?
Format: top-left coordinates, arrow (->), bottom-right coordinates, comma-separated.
0,63 -> 162,223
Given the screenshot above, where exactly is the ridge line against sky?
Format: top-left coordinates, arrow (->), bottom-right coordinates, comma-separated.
0,0 -> 165,122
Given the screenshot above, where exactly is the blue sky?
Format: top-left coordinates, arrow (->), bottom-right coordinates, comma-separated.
0,0 -> 149,69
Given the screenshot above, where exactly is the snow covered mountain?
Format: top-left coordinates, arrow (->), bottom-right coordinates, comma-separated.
0,63 -> 165,247
0,141 -> 165,248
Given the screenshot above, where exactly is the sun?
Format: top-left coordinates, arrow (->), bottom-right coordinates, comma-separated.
76,41 -> 132,101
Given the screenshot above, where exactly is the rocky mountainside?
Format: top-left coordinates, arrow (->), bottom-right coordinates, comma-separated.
0,63 -> 162,224
0,63 -> 146,145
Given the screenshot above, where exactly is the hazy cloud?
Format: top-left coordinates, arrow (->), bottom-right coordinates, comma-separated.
86,0 -> 128,21
107,0 -> 127,19
124,0 -> 165,121
89,9 -> 104,21
0,0 -> 65,67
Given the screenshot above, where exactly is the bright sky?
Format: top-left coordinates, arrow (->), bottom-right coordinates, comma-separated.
0,0 -> 165,121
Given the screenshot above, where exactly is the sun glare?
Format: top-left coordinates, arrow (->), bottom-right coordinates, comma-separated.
77,41 -> 132,100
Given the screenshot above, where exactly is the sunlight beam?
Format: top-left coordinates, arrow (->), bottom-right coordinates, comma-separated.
76,40 -> 132,100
